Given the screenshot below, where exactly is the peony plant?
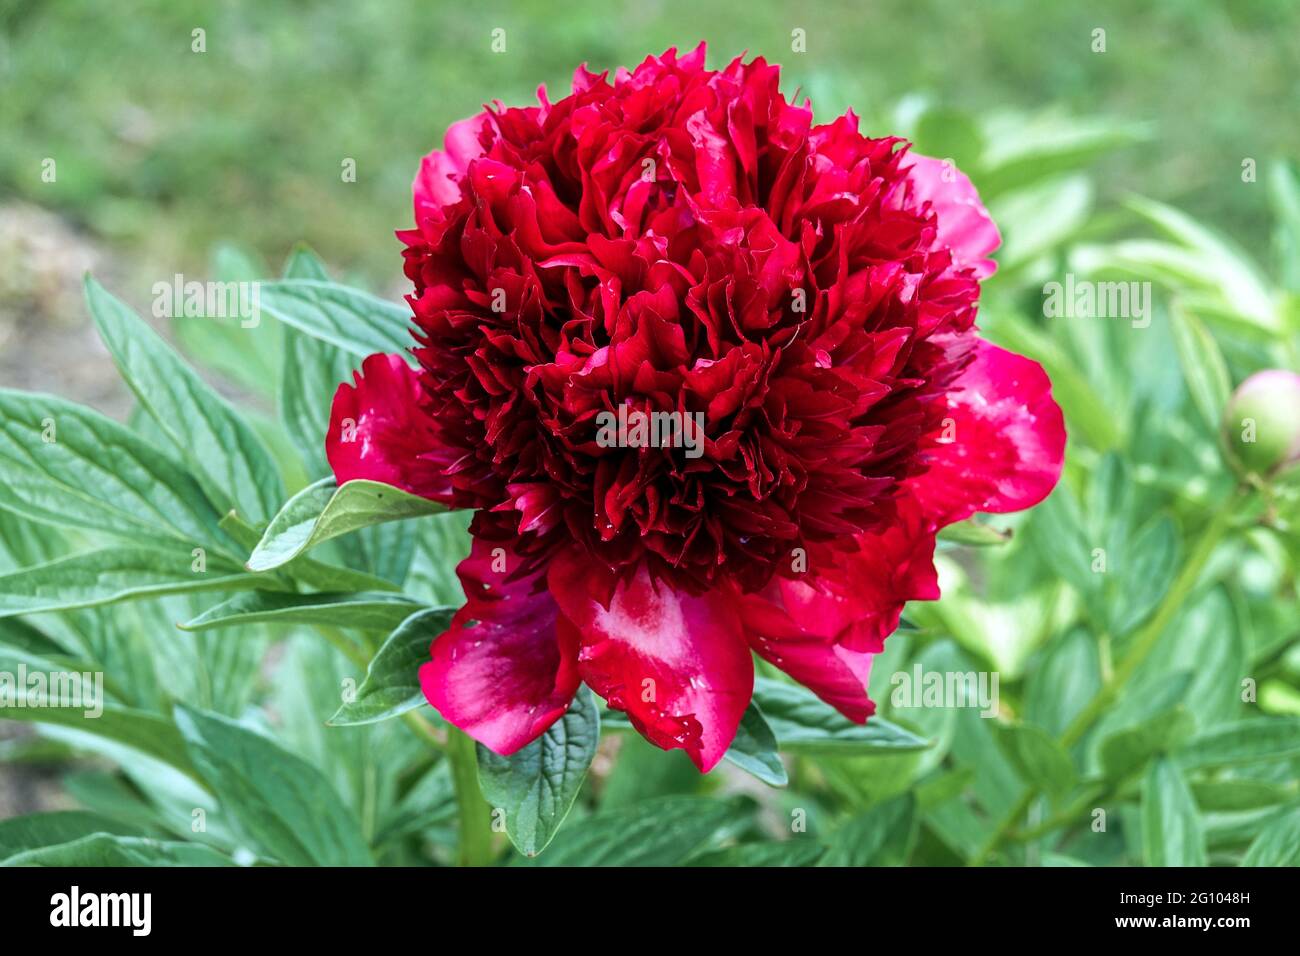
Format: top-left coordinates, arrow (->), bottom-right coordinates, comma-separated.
1,46 -> 1297,869
329,46 -> 1065,772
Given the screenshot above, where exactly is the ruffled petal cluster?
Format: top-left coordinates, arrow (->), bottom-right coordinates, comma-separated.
327,46 -> 1065,770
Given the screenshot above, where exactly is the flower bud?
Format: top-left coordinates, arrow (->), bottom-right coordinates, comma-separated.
1222,370 -> 1300,477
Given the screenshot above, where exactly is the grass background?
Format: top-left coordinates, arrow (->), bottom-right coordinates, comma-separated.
2,0 -> 1297,285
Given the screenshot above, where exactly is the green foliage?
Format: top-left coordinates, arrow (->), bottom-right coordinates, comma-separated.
247,478 -> 445,572
86,277 -> 285,523
328,607 -> 455,726
174,705 -> 373,866
751,679 -> 930,755
1,85 -> 1299,867
719,702 -> 788,786
477,687 -> 600,857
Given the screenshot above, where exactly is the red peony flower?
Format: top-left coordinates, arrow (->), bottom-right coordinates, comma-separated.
327,46 -> 1065,770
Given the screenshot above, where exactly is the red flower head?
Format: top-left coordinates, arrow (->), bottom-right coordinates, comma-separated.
327,46 -> 1065,770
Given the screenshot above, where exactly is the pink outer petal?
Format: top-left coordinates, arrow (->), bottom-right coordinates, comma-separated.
419,535 -> 579,755
905,153 -> 1001,278
326,353 -> 459,503
548,551 -> 753,772
762,633 -> 878,723
740,494 -> 939,722
907,338 -> 1066,528
413,114 -> 493,217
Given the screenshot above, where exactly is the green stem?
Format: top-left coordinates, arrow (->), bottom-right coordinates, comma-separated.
1059,502 -> 1238,750
446,727 -> 494,867
970,500 -> 1240,865
401,711 -> 446,749
1009,784 -> 1107,843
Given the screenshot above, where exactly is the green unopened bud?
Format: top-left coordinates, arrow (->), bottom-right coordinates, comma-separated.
1222,370 -> 1300,477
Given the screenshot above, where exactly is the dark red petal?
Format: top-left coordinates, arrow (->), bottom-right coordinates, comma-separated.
547,551 -> 753,771
741,494 -> 938,721
754,628 -> 878,723
326,353 -> 458,503
419,535 -> 579,755
907,338 -> 1066,527
905,153 -> 1001,278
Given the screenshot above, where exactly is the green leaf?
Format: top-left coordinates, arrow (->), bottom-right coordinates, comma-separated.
1126,196 -> 1275,330
722,701 -> 787,786
0,648 -> 197,779
247,478 -> 446,572
1205,804 -> 1292,852
1110,516 -> 1180,636
372,762 -> 456,849
688,840 -> 824,867
217,510 -> 400,594
911,107 -> 984,171
1177,717 -> 1300,770
86,277 -> 284,523
0,547 -> 259,618
328,606 -> 454,725
0,811 -> 143,861
1,834 -> 235,867
348,520 -> 416,586
1240,807 -> 1300,866
1025,627 -> 1102,738
1192,779 -> 1297,812
404,512 -> 472,605
1169,301 -> 1231,434
978,116 -> 1150,199
0,618 -> 69,658
169,242 -> 281,399
1268,161 -> 1300,291
265,635 -> 410,838
1087,671 -> 1194,773
596,729 -> 703,809
993,722 -> 1076,797
0,390 -> 227,549
1142,757 -> 1206,867
1136,589 -> 1245,730
819,793 -> 917,866
258,280 -> 413,359
477,686 -> 600,857
990,175 -> 1093,273
283,244 -> 331,282
61,771 -> 169,835
280,334 -> 356,477
937,518 -> 1012,547
174,705 -> 372,866
276,251 -> 358,478
754,678 -> 929,755
1098,706 -> 1196,781
10,714 -> 194,783
521,796 -> 753,867
180,590 -> 425,633
916,767 -> 976,810
1027,487 -> 1098,599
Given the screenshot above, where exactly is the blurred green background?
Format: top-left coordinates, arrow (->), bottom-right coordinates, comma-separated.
1,0 -> 1298,866
2,0 -> 1297,283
